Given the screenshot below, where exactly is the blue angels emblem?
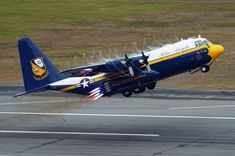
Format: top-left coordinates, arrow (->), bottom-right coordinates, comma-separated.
30,57 -> 49,80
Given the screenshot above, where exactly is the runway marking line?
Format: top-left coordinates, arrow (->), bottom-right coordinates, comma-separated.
0,130 -> 159,137
170,104 -> 235,110
0,99 -> 82,106
1,112 -> 235,120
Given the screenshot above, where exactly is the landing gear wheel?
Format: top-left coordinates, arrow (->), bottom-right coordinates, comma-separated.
122,91 -> 132,97
133,87 -> 146,94
200,65 -> 210,73
146,82 -> 156,90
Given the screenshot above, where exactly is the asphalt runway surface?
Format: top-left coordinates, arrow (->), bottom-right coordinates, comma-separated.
0,86 -> 235,156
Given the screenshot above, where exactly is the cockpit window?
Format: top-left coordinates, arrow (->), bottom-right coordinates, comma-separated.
195,40 -> 205,47
203,40 -> 209,45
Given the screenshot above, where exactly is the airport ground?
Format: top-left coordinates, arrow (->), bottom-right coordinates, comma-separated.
0,86 -> 235,156
0,1 -> 235,155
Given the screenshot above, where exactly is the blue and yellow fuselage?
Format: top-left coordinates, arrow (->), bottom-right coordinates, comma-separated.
51,38 -> 224,97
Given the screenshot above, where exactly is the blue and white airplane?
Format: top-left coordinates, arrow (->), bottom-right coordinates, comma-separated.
16,36 -> 224,100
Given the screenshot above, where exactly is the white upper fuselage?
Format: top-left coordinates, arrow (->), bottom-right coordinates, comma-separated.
144,37 -> 209,62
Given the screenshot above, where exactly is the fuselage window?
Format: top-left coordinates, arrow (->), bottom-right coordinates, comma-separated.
203,40 -> 209,44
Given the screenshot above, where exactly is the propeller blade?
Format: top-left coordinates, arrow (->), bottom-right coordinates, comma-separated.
124,54 -> 132,65
121,54 -> 135,76
125,54 -> 129,59
140,51 -> 151,72
128,66 -> 134,76
146,64 -> 151,72
141,51 -> 145,56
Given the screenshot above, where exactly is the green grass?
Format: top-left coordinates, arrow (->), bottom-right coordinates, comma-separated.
0,0 -> 175,40
0,0 -> 234,89
0,0 -> 234,40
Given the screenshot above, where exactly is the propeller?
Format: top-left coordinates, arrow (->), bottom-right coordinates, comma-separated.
139,51 -> 151,72
122,54 -> 134,76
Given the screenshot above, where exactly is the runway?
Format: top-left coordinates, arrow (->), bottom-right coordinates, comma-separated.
0,86 -> 235,156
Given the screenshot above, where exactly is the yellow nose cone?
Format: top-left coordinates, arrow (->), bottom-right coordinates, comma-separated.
208,44 -> 224,61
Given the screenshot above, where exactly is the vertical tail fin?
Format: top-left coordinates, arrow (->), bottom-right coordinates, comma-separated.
18,38 -> 64,92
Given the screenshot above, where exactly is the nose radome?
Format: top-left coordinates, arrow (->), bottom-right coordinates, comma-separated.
216,45 -> 224,55
208,44 -> 224,61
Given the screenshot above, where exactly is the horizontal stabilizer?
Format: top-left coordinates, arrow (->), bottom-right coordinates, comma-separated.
14,85 -> 49,97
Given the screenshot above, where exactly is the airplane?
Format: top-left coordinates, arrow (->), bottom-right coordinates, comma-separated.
15,35 -> 224,100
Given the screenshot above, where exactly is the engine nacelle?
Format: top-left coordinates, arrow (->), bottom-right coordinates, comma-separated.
103,71 -> 160,95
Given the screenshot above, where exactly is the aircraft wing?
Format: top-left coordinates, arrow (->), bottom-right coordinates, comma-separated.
60,52 -> 151,77
59,63 -> 108,76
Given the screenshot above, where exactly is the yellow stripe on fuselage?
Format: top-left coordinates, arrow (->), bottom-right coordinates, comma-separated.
94,44 -> 209,82
94,73 -> 115,82
60,85 -> 77,92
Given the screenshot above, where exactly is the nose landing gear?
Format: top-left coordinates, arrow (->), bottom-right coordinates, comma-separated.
201,65 -> 210,73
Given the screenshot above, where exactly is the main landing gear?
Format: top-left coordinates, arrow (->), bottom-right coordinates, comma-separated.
122,82 -> 157,97
200,65 -> 210,73
122,90 -> 132,97
146,82 -> 156,90
133,87 -> 146,94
